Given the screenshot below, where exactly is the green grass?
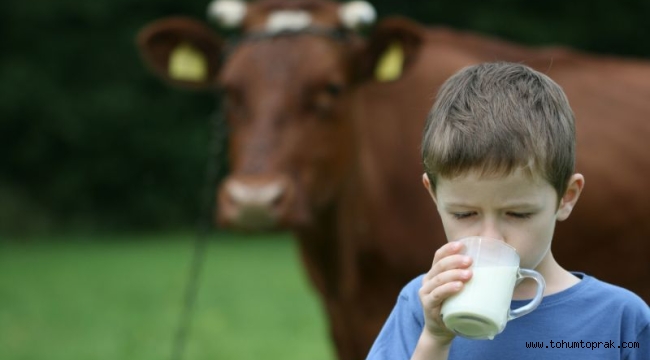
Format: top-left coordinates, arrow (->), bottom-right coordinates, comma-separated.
0,232 -> 335,360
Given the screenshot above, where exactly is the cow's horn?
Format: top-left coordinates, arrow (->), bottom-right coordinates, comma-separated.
339,1 -> 376,30
207,0 -> 247,28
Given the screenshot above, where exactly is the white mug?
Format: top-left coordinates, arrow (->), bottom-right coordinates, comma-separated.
440,236 -> 546,340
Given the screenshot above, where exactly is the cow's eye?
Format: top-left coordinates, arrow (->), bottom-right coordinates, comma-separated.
326,83 -> 343,97
307,83 -> 344,119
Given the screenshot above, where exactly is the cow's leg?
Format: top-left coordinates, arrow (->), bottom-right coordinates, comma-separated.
327,289 -> 403,359
325,272 -> 411,359
294,233 -> 358,359
324,299 -> 359,360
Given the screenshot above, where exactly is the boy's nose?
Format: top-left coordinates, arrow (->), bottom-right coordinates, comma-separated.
479,221 -> 504,241
480,234 -> 505,242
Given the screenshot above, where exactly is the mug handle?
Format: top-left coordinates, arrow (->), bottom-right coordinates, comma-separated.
508,268 -> 546,320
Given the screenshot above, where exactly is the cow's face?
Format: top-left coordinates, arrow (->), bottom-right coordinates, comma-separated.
218,34 -> 359,229
136,0 -> 423,230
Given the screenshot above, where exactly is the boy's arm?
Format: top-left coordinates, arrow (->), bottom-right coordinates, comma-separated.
410,331 -> 452,360
410,241 -> 473,359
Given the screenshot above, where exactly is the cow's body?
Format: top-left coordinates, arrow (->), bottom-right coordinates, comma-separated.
137,2 -> 650,359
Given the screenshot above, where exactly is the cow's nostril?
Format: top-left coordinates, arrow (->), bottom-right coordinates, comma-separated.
219,177 -> 293,230
257,182 -> 283,206
271,192 -> 284,209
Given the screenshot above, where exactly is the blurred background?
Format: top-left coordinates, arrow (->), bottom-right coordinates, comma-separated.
1,0 -> 648,359
2,0 -> 650,236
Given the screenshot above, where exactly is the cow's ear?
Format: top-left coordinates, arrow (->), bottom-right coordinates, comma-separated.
354,16 -> 424,83
136,17 -> 223,91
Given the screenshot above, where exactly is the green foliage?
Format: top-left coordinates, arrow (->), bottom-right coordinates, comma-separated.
1,0 -> 648,235
0,232 -> 334,360
1,0 -> 219,234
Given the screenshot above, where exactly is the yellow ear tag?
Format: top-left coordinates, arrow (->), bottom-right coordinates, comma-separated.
374,42 -> 404,82
168,43 -> 208,82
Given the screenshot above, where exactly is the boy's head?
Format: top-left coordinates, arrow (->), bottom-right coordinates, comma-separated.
421,62 -> 576,203
420,62 -> 584,270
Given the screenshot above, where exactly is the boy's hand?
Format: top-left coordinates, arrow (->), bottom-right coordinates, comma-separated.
418,241 -> 473,344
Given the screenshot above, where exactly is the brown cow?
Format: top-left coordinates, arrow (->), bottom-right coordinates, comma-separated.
136,1 -> 650,359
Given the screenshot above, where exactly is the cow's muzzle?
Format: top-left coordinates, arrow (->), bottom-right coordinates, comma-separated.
217,174 -> 295,231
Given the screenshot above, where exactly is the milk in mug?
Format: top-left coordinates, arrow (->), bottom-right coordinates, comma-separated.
439,236 -> 545,339
441,265 -> 518,339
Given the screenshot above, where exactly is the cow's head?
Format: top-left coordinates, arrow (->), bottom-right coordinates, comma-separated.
137,0 -> 424,231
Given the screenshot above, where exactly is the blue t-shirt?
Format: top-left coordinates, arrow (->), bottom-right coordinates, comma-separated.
367,273 -> 650,360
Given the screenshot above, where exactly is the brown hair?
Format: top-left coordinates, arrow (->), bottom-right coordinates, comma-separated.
421,62 -> 575,200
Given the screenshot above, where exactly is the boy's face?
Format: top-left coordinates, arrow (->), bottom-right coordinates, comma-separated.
423,168 -> 583,270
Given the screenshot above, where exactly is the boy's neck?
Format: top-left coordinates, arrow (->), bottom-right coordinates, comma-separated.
512,252 -> 580,300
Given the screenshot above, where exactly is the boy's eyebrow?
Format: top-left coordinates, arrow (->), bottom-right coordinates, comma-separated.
441,202 -> 476,209
443,201 -> 541,209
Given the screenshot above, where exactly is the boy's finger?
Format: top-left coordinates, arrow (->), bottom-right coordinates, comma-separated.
433,242 -> 463,264
424,242 -> 465,280
420,268 -> 472,296
421,280 -> 465,309
424,253 -> 472,281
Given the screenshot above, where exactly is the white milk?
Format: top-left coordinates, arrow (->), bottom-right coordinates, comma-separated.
441,266 -> 518,339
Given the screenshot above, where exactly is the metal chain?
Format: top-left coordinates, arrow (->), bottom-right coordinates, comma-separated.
170,107 -> 228,360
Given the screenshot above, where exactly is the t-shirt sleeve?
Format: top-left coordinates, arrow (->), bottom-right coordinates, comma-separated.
366,276 -> 425,360
623,315 -> 650,360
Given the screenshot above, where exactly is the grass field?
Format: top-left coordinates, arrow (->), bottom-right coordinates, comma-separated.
0,232 -> 335,360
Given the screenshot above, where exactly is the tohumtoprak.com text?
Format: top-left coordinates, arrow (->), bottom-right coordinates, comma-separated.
525,340 -> 640,350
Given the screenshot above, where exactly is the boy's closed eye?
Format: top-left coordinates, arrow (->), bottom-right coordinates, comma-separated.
451,212 -> 534,220
506,211 -> 534,219
452,212 -> 475,220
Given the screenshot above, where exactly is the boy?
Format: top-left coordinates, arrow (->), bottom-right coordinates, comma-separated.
366,62 -> 650,359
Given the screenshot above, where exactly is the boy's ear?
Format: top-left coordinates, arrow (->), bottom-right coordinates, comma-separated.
557,174 -> 585,221
422,173 -> 438,205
